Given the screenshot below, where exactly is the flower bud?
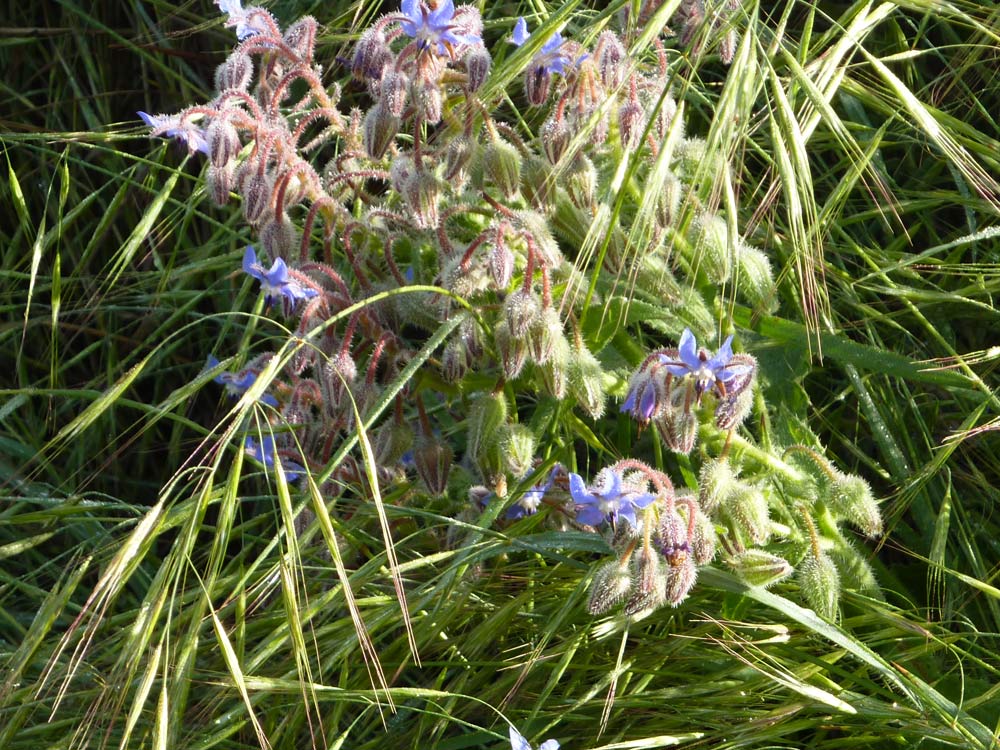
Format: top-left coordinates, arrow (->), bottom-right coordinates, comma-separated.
374,421 -> 414,466
207,163 -> 234,206
482,139 -> 522,199
524,65 -> 553,107
215,52 -> 253,92
463,45 -> 491,92
698,457 -> 735,516
663,557 -> 698,607
567,343 -> 606,420
504,289 -> 542,338
736,240 -> 777,313
727,550 -> 794,588
283,16 -> 317,64
242,172 -> 273,225
724,483 -> 771,546
441,338 -> 469,382
527,306 -> 563,365
207,118 -> 240,168
363,102 -> 399,159
351,27 -> 391,81
588,559 -> 633,615
826,471 -> 883,538
565,155 -> 598,211
513,210 -> 562,266
380,69 -> 410,118
538,336 -> 571,399
715,377 -> 755,430
595,31 -> 627,89
521,157 -> 556,212
720,28 -> 738,66
687,504 -> 717,565
798,553 -> 840,621
488,241 -> 514,289
618,98 -> 645,151
688,212 -> 732,283
655,170 -> 683,228
467,391 -> 508,467
625,545 -> 666,616
413,80 -> 443,124
501,424 -> 536,477
650,91 -> 681,142
443,135 -> 476,183
656,507 -> 690,564
414,434 -> 453,496
540,116 -> 571,166
495,321 -> 528,380
260,214 -> 298,259
657,408 -> 698,455
322,349 -> 357,406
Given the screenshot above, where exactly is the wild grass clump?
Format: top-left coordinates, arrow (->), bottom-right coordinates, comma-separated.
1,1 -> 999,749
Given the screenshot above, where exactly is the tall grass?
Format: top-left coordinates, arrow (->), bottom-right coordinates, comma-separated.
2,1 -> 999,749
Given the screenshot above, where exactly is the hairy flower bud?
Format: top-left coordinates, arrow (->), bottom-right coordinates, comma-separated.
413,434 -> 453,496
689,212 -> 732,283
524,65 -> 553,107
351,27 -> 391,81
655,170 -> 684,228
488,241 -> 514,289
495,321 -> 529,380
595,31 -> 627,89
521,157 -> 556,212
567,343 -> 606,420
374,421 -> 414,466
663,556 -> 698,606
207,163 -> 234,206
501,424 -> 537,477
527,306 -> 564,365
736,240 -> 777,312
625,545 -> 667,616
618,98 -> 645,151
565,155 -> 598,211
441,338 -> 469,382
539,336 -> 571,399
363,102 -> 399,159
540,116 -> 572,166
467,391 -> 508,468
588,559 -> 633,615
215,52 -> 253,92
242,172 -> 273,225
260,214 -> 298,259
283,16 -> 317,64
482,139 -> 522,199
724,483 -> 771,546
514,210 -> 562,266
699,458 -> 735,516
463,45 -> 491,92
504,289 -> 542,338
207,118 -> 240,168
380,69 -> 410,118
443,135 -> 477,183
413,80 -> 443,124
826,471 -> 883,538
686,502 -> 717,565
728,550 -> 794,588
658,407 -> 698,455
798,553 -> 841,621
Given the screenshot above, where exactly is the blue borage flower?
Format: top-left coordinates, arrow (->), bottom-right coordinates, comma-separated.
505,466 -> 561,520
510,17 -> 571,76
245,436 -> 306,483
569,467 -> 656,528
242,246 -> 319,311
509,725 -> 559,750
138,111 -> 209,155
215,0 -> 268,41
205,355 -> 279,407
399,0 -> 479,56
620,373 -> 660,423
661,328 -> 753,399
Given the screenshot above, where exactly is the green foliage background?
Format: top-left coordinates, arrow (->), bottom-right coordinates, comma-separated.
2,0 -> 999,748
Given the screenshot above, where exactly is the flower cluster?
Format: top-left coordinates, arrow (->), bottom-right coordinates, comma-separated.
621,328 -> 757,453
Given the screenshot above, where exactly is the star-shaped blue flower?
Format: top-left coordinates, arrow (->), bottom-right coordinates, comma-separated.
215,0 -> 266,41
569,468 -> 656,528
620,374 -> 660,423
505,466 -> 561,520
399,0 -> 479,56
245,436 -> 305,483
242,246 -> 319,311
509,725 -> 559,750
138,111 -> 209,155
205,355 -> 279,407
510,17 -> 571,76
661,328 -> 753,398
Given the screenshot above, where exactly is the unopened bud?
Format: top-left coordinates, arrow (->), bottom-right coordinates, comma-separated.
413,434 -> 453,496
374,422 -> 414,466
625,546 -> 666,616
655,170 -> 683,228
565,155 -> 597,211
380,69 -> 410,118
521,157 -> 556,212
514,210 -> 562,266
207,118 -> 240,168
588,559 -> 633,615
283,16 -> 317,63
207,163 -> 234,206
351,27 -> 391,81
467,391 -> 508,466
413,80 -> 443,124
698,458 -> 735,516
482,139 -> 522,199
504,289 -> 542,338
242,172 -> 273,225
724,483 -> 771,546
826,471 -> 883,538
658,407 -> 698,455
260,214 -> 298,258
527,306 -> 563,365
736,240 -> 777,312
495,321 -> 528,379
488,241 -> 514,289
618,98 -> 645,151
728,550 -> 793,588
663,557 -> 698,606
538,336 -> 571,398
687,503 -> 717,565
501,424 -> 536,477
689,212 -> 732,283
540,116 -> 571,166
363,102 -> 399,159
524,64 -> 552,106
567,343 -> 606,420
463,45 -> 491,92
443,135 -> 476,183
215,53 -> 253,92
798,553 -> 840,621
595,31 -> 627,89
441,338 -> 469,382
